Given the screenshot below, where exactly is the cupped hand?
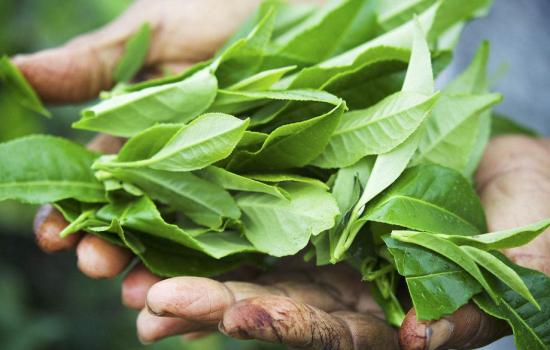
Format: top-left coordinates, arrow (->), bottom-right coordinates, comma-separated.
400,135 -> 550,350
123,260 -> 398,348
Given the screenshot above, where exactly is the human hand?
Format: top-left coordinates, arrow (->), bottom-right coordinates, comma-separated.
122,259 -> 398,349
400,135 -> 550,350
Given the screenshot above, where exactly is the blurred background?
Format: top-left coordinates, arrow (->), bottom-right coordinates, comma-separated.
0,0 -> 547,349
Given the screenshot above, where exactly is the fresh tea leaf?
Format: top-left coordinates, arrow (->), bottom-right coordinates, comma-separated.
384,236 -> 482,320
437,218 -> 550,250
107,168 -> 240,228
97,196 -> 254,259
114,23 -> 151,83
461,246 -> 539,308
99,114 -> 248,172
237,183 -> 339,256
196,166 -> 289,199
75,68 -> 218,137
0,136 -> 105,204
474,254 -> 550,350
0,56 -> 50,117
229,100 -> 345,172
391,230 -> 499,302
364,164 -> 486,235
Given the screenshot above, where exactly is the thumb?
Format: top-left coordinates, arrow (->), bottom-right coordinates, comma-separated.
11,0 -> 153,104
13,43 -> 120,104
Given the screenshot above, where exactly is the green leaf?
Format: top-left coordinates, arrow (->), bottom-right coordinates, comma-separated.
364,164 -> 486,235
227,66 -> 296,91
461,246 -> 539,309
210,88 -> 340,115
463,112 -> 491,177
331,130 -> 422,261
312,21 -> 437,169
267,0 -> 365,65
229,100 -> 345,172
99,114 -> 248,172
108,168 -> 240,228
377,0 -> 437,32
331,157 -> 375,214
115,124 -> 182,162
356,129 -> 423,211
237,183 -> 339,256
120,229 -> 255,278
445,41 -> 489,94
391,230 -> 499,302
246,173 -> 329,190
195,166 -> 289,199
411,93 -> 502,173
384,236 -> 482,320
437,218 -> 550,250
474,254 -> 550,350
74,68 -> 218,137
0,136 -> 105,204
401,20 -> 434,95
332,0 -> 378,54
213,7 -> 276,87
113,23 -> 151,83
416,41 -> 499,177
280,1 -> 440,90
0,56 -> 50,117
97,196 -> 254,259
312,91 -> 438,168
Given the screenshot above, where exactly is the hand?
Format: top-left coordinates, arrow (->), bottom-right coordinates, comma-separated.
123,259 -> 398,349
399,135 -> 550,350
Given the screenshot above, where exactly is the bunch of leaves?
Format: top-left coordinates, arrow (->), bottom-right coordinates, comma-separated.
1,1 -> 549,348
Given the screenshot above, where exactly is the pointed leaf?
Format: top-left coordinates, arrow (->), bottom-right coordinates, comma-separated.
75,69 -> 218,137
0,136 -> 105,204
100,114 -> 248,172
237,183 -> 339,256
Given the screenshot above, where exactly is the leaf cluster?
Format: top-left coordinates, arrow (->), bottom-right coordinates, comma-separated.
1,1 -> 548,347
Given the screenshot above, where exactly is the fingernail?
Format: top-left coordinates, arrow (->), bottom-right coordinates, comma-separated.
426,319 -> 454,350
145,302 -> 165,317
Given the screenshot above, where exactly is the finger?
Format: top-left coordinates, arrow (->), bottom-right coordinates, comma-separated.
146,277 -> 284,324
76,234 -> 132,279
220,296 -> 399,350
399,303 -> 510,350
11,0 -> 151,103
476,136 -> 550,274
13,43 -> 121,103
34,204 -> 81,253
122,264 -> 162,309
137,308 -> 202,345
145,275 -> 363,326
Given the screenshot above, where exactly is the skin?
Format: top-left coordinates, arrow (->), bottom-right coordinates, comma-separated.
21,0 -> 550,348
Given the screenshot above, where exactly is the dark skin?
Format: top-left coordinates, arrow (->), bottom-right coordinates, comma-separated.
20,1 -> 550,348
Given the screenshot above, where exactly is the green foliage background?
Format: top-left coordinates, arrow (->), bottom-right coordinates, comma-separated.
0,1 -> 281,349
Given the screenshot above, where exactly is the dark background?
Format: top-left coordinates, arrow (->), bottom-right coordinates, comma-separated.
0,0 -> 547,349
